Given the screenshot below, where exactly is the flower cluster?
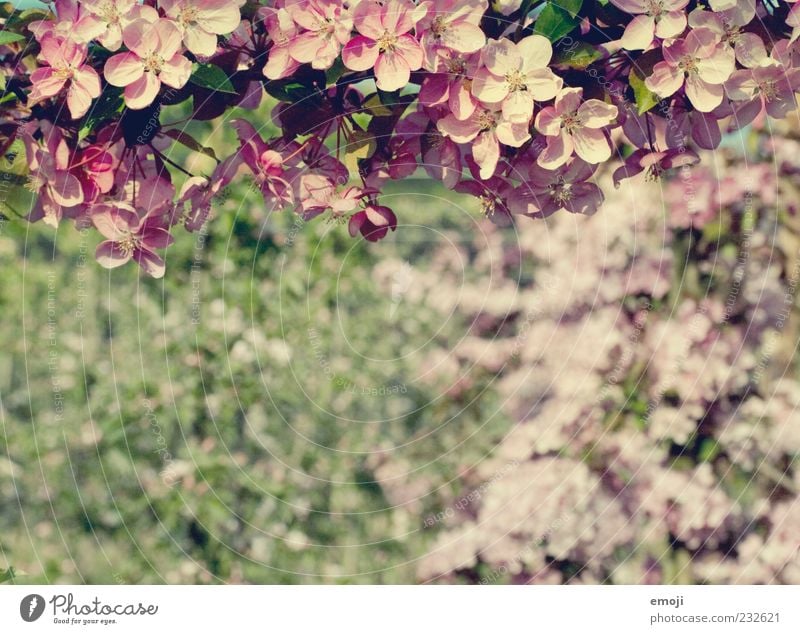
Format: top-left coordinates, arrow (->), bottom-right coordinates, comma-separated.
1,0 -> 799,275
397,137 -> 800,584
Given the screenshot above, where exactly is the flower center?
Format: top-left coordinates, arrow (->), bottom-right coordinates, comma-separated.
446,57 -> 467,75
647,0 -> 665,17
178,6 -> 200,26
505,69 -> 526,92
430,16 -> 448,38
477,110 -> 497,131
118,232 -> 140,257
758,79 -> 778,100
53,66 -> 75,80
144,53 -> 164,73
549,181 -> 573,203
678,55 -> 699,75
561,111 -> 582,133
480,194 -> 496,217
377,31 -> 399,52
100,2 -> 121,25
645,164 -> 664,181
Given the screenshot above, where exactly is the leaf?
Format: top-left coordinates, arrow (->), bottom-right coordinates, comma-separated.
343,130 -> 376,176
534,1 -> 583,42
0,31 -> 25,45
163,129 -> 218,161
189,63 -> 237,95
552,42 -> 602,69
0,567 -> 16,584
325,57 -> 347,86
263,79 -> 316,103
629,51 -> 663,114
78,86 -> 124,141
362,93 -> 392,117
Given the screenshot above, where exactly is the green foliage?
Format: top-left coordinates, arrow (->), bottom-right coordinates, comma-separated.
534,0 -> 583,41
0,179 -> 513,583
189,63 -> 237,95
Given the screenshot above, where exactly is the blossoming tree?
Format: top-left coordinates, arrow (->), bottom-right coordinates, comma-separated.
0,0 -> 798,276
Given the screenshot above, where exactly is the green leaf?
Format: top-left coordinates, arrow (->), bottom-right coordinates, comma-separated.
0,31 -> 25,45
78,86 -> 124,141
163,129 -> 218,161
629,51 -> 663,114
263,79 -> 316,103
534,1 -> 583,42
189,63 -> 237,95
0,567 -> 16,584
552,42 -> 602,69
324,57 -> 347,86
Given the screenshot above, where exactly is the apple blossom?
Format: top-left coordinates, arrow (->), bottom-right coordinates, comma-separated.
104,18 -> 192,109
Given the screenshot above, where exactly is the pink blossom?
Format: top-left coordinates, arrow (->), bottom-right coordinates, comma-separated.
725,65 -> 800,122
28,0 -> 104,44
21,122 -> 84,227
28,35 -> 101,119
79,0 -> 152,51
161,0 -> 245,57
438,106 -> 530,179
418,50 -> 480,119
416,0 -> 486,70
688,3 -> 761,66
610,0 -> 689,50
261,7 -> 302,80
232,119 -> 296,209
455,175 -> 514,226
349,204 -> 398,241
611,148 -> 700,187
342,0 -> 425,91
285,0 -> 354,70
92,204 -> 174,278
508,159 -> 603,217
176,154 -> 241,231
298,174 -> 367,220
471,36 -> 562,123
104,18 -> 192,109
646,27 -> 735,112
534,87 -> 618,169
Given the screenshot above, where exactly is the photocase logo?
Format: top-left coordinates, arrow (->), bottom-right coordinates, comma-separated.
20,594 -> 45,622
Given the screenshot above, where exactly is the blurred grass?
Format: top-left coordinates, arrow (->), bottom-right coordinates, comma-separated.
0,177 -> 516,583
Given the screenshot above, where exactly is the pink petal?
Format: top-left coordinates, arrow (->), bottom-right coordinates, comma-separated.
49,172 -> 84,207
184,25 -> 218,57
159,55 -> 192,89
134,248 -> 166,278
471,68 -> 508,103
341,35 -> 380,71
472,131 -> 500,180
394,34 -> 423,71
124,72 -> 161,109
645,62 -> 683,98
654,11 -> 686,39
104,52 -> 144,87
537,133 -> 573,169
620,14 -> 655,50
123,19 -> 159,57
96,241 -> 132,269
374,52 -> 411,92
572,127 -> 611,164
685,75 -> 723,112
517,34 -> 553,70
482,38 -> 519,76
442,23 -> 485,53
155,19 -> 183,59
578,99 -> 618,127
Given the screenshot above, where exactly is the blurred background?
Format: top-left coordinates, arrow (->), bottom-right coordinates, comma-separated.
1,108 -> 799,584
